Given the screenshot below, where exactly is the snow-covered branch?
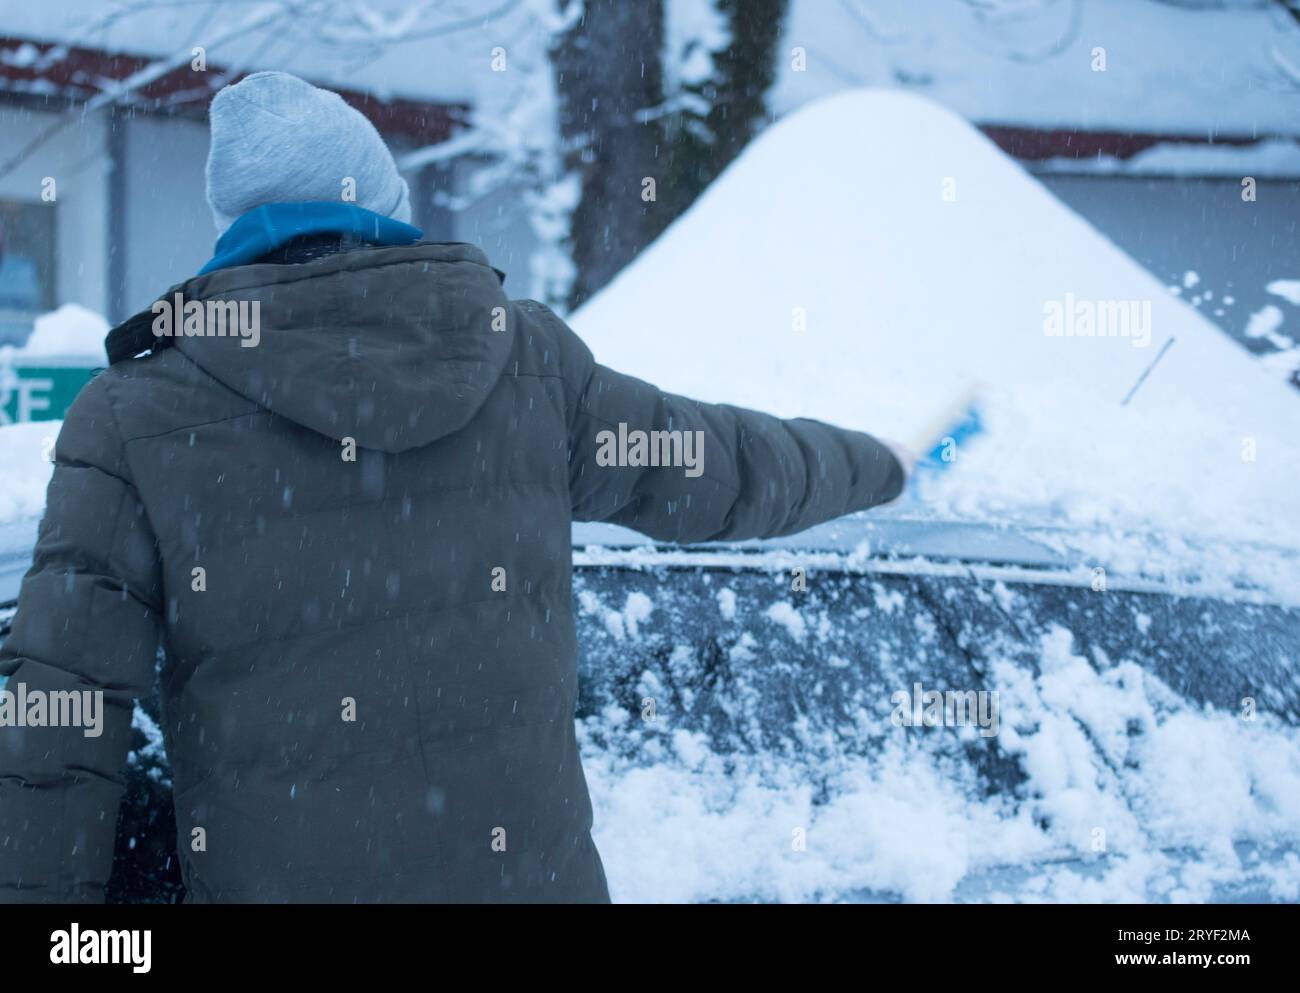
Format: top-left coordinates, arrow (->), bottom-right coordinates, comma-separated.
0,1 -> 304,181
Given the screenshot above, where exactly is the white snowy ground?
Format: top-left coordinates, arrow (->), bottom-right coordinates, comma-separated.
2,90 -> 1298,902
0,425 -> 51,522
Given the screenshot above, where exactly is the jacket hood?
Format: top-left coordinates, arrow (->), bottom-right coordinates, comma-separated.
108,243 -> 513,454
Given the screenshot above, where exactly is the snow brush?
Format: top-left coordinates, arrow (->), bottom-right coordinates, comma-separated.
908,382 -> 986,475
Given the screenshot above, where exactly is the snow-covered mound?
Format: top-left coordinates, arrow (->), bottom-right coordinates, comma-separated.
19,303 -> 109,363
572,90 -> 1300,565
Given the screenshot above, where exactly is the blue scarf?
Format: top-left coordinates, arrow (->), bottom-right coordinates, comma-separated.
199,202 -> 423,275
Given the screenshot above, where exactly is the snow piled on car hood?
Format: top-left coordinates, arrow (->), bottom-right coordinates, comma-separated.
585,619 -> 1300,904
570,89 -> 1300,596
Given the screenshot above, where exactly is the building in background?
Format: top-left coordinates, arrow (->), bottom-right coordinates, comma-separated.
0,0 -> 1298,374
0,35 -> 539,340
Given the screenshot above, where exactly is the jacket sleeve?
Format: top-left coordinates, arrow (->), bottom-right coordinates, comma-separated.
549,307 -> 905,542
0,376 -> 164,903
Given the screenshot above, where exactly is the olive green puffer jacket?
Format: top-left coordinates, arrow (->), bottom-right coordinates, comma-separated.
0,242 -> 902,902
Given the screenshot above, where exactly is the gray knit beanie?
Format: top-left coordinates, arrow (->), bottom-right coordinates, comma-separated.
205,71 -> 412,234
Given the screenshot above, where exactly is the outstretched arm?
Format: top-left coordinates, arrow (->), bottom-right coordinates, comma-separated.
551,311 -> 906,542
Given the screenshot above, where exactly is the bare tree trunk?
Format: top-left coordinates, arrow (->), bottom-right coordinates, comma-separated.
661,0 -> 789,221
707,0 -> 789,170
553,0 -> 666,309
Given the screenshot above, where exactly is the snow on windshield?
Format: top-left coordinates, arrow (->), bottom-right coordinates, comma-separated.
571,90 -> 1300,597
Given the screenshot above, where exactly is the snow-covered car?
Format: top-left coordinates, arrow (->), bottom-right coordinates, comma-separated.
555,91 -> 1300,902
2,510 -> 1298,903
568,516 -> 1300,903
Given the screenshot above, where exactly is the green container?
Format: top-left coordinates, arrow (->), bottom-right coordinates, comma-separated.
0,355 -> 101,425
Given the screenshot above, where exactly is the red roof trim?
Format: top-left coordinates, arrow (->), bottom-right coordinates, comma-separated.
2,36 -> 1285,160
0,35 -> 467,144
978,123 -> 1268,161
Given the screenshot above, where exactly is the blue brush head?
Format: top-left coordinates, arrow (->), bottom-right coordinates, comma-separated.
919,402 -> 984,473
